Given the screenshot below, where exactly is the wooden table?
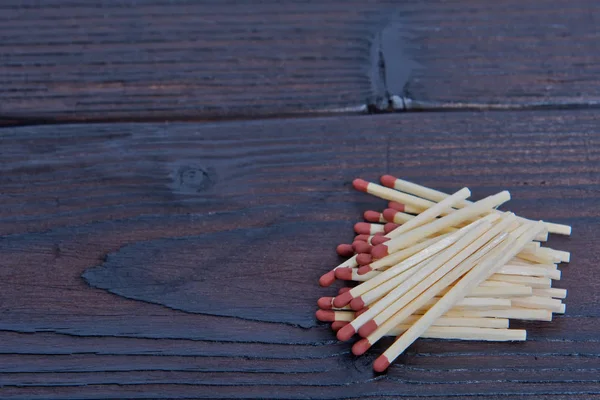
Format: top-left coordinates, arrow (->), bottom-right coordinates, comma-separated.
1,1 -> 599,399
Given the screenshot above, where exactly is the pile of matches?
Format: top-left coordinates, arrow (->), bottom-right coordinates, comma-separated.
316,175 -> 571,372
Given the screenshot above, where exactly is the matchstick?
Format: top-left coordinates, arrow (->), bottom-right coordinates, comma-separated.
370,192 -> 509,260
510,296 -> 564,312
532,288 -> 567,299
358,233 -> 451,274
354,222 -> 385,235
383,209 -> 415,224
353,179 -> 433,213
444,308 -> 553,321
383,187 -> 471,240
385,326 -> 526,341
372,221 -> 545,371
414,297 -> 512,313
315,310 -> 355,322
544,222 -> 572,236
380,175 -> 570,236
335,267 -> 380,282
440,284 -> 532,298
400,315 -> 509,329
488,274 -> 552,288
497,265 -> 561,280
364,211 -> 388,223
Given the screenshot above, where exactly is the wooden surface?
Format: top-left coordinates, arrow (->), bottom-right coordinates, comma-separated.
1,110 -> 599,398
2,0 -> 600,123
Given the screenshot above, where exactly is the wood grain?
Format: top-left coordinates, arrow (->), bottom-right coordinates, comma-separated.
2,0 -> 600,122
0,0 -> 386,122
0,109 -> 598,398
402,0 -> 600,107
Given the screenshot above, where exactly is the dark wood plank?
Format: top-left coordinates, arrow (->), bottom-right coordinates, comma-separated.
1,109 -> 599,398
0,0 -> 386,122
400,0 -> 600,108
3,1 -> 600,122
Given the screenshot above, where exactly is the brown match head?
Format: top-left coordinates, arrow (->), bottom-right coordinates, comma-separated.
352,178 -> 369,193
358,320 -> 378,337
334,267 -> 353,281
371,236 -> 390,246
363,210 -> 382,222
355,307 -> 369,316
354,234 -> 369,242
384,223 -> 400,234
349,297 -> 365,311
319,270 -> 336,287
373,355 -> 391,372
315,309 -> 335,322
352,241 -> 371,254
356,253 -> 372,266
371,244 -> 389,259
333,291 -> 353,308
352,338 -> 372,356
380,175 -> 398,188
317,296 -> 334,310
331,321 -> 348,331
357,265 -> 373,275
338,287 -> 351,294
383,208 -> 398,222
388,201 -> 405,212
336,244 -> 354,257
354,222 -> 373,235
336,324 -> 356,341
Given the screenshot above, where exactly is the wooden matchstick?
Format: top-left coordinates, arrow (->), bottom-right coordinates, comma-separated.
383,187 -> 471,240
532,288 -> 567,299
497,265 -> 561,280
385,326 -> 527,342
400,315 -> 509,329
354,222 -> 385,235
383,209 -> 415,224
358,233 -> 451,274
353,179 -> 433,213
444,308 -> 553,321
364,210 -> 388,223
335,267 -> 380,282
372,221 -> 545,371
510,296 -> 564,312
488,274 -> 552,288
315,310 -> 355,322
370,192 -> 509,260
415,297 -> 512,313
440,284 -> 532,298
